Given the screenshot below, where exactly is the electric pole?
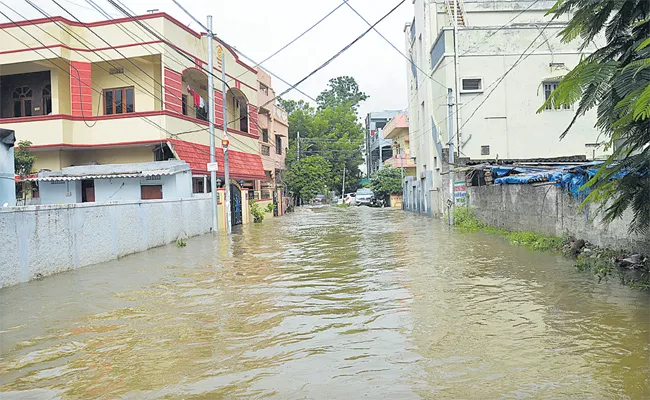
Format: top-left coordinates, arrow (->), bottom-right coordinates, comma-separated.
206,16 -> 218,233
447,88 -> 455,226
221,44 -> 231,233
341,166 -> 346,197
297,131 -> 300,162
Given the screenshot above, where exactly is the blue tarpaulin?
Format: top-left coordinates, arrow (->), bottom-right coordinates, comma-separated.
491,162 -> 607,198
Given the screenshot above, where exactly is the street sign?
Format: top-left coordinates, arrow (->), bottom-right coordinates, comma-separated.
207,162 -> 218,172
454,181 -> 467,205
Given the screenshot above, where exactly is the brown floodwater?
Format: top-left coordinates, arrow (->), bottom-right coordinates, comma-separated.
0,207 -> 648,399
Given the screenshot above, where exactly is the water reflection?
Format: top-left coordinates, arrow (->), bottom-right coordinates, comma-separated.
0,207 -> 648,398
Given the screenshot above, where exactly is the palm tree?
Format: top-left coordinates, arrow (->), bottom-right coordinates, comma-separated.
541,0 -> 650,233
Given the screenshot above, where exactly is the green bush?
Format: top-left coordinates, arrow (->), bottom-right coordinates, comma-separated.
265,202 -> 275,213
250,201 -> 265,223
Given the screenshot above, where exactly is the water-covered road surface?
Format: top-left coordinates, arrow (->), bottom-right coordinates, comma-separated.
1,207 -> 648,399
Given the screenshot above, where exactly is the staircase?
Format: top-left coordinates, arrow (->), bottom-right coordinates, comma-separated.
446,0 -> 467,27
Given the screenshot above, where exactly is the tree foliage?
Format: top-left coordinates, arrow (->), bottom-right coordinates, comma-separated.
283,76 -> 368,196
541,0 -> 650,233
370,167 -> 403,201
284,155 -> 332,201
14,140 -> 35,177
316,76 -> 369,112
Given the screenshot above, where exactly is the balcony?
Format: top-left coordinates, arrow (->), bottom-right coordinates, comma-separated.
384,153 -> 416,169
383,114 -> 409,140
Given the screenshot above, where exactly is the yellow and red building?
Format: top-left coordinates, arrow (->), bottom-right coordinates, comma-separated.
0,12 -> 288,211
383,113 -> 415,176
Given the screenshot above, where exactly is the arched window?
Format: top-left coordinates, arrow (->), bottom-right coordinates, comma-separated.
42,84 -> 52,115
12,86 -> 33,117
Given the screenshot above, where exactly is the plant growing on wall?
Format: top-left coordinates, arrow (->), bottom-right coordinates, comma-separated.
540,0 -> 650,233
14,140 -> 36,203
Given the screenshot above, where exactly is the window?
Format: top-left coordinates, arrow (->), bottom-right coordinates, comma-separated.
239,102 -> 248,132
481,145 -> 490,155
182,94 -> 188,115
275,135 -> 282,155
196,103 -> 208,121
261,145 -> 270,156
12,86 -> 33,117
262,128 -> 269,143
544,82 -> 570,110
42,85 -> 52,115
141,185 -> 163,200
462,78 -> 483,92
104,87 -> 134,115
259,83 -> 269,95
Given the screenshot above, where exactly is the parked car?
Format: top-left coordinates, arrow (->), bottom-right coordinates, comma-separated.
313,194 -> 327,205
355,188 -> 374,206
343,192 -> 356,205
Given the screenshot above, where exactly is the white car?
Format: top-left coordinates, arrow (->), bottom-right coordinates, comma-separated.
355,188 -> 374,206
343,192 -> 356,205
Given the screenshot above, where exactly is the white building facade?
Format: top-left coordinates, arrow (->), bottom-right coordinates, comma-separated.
404,0 -> 605,216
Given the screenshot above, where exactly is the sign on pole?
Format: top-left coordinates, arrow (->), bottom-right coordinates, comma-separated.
454,181 -> 467,205
207,162 -> 218,172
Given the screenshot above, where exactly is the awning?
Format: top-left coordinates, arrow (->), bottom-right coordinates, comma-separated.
29,170 -> 177,182
168,139 -> 266,180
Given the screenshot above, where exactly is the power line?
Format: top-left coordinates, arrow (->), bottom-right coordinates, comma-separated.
258,0 -> 407,111
343,0 -> 447,90
234,0 -> 349,78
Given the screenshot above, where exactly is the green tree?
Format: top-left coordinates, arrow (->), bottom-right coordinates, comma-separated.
284,155 -> 332,202
370,167 -> 403,202
14,140 -> 36,203
316,76 -> 369,112
541,0 -> 650,233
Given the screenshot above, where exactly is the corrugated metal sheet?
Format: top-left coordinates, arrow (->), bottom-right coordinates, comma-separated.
30,170 -> 176,182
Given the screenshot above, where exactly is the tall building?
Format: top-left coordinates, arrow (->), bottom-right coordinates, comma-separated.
365,110 -> 401,176
404,0 -> 605,216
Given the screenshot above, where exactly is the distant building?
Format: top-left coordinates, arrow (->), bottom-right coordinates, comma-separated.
0,128 -> 15,206
255,68 -> 289,215
366,110 -> 401,176
33,160 -> 192,204
382,114 -> 416,177
404,0 -> 605,216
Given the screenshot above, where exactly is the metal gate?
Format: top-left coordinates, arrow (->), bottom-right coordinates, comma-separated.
230,183 -> 243,226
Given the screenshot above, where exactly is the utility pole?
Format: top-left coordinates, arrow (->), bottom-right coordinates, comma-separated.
221,41 -> 231,233
296,131 -> 300,206
341,166 -> 346,197
447,88 -> 455,226
206,16 -> 218,233
452,0 -> 461,153
377,128 -> 383,171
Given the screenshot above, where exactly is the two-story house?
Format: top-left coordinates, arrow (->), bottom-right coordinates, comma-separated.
0,12 -> 267,208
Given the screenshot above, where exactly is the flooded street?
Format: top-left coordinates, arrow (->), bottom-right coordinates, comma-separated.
1,207 -> 648,399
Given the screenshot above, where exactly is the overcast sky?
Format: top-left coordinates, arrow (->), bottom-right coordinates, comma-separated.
3,0 -> 412,119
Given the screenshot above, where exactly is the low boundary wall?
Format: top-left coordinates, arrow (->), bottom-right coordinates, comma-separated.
0,197 -> 212,288
468,185 -> 650,254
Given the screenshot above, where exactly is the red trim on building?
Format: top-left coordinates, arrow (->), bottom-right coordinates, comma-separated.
0,111 -> 258,139
70,61 -> 92,117
214,89 -> 224,127
248,105 -> 259,138
0,12 -> 258,74
163,67 -> 183,114
0,41 -> 162,56
168,139 -> 265,180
